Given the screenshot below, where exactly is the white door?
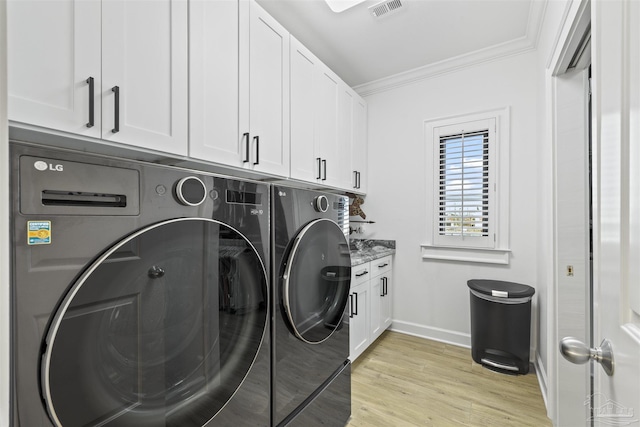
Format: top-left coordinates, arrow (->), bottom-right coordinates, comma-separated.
352,97 -> 368,193
289,36 -> 319,182
7,0 -> 101,137
369,275 -> 382,339
555,67 -> 591,425
349,279 -> 370,361
315,65 -> 339,186
589,0 -> 640,423
336,85 -> 355,190
102,0 -> 188,155
242,0 -> 290,176
189,0 -> 241,166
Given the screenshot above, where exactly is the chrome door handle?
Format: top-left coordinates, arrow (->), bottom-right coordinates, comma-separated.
560,337 -> 614,376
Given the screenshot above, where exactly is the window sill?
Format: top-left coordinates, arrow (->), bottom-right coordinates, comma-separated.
420,244 -> 511,265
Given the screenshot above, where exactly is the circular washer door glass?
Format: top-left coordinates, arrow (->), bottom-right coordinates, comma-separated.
42,218 -> 268,427
282,218 -> 351,344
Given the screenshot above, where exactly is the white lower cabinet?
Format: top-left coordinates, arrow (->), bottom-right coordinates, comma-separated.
349,272 -> 370,362
349,255 -> 393,361
370,256 -> 393,341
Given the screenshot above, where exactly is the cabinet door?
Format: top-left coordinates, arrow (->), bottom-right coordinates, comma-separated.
335,85 -> 355,190
242,0 -> 290,176
7,0 -> 101,138
351,96 -> 368,193
189,0 -> 241,165
370,275 -> 383,339
381,273 -> 393,330
102,0 -> 188,155
349,280 -> 369,362
289,37 -> 319,181
315,65 -> 339,186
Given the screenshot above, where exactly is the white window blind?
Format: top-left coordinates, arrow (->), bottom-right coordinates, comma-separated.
433,118 -> 496,248
438,130 -> 489,237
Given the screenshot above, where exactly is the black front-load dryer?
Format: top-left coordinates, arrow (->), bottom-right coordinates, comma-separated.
271,186 -> 351,427
10,142 -> 270,426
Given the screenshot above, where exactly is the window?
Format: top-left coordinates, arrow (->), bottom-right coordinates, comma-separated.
435,119 -> 494,248
423,109 -> 510,263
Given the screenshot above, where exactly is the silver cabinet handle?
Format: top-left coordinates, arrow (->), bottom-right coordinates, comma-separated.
560,337 -> 614,376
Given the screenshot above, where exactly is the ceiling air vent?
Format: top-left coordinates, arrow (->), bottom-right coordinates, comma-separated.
369,0 -> 404,19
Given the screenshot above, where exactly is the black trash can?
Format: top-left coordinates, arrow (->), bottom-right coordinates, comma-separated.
467,279 -> 535,374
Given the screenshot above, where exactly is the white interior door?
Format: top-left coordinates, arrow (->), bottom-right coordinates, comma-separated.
554,67 -> 591,426
590,0 -> 640,424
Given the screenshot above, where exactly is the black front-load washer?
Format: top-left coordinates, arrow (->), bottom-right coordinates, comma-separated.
10,142 -> 270,426
271,186 -> 351,427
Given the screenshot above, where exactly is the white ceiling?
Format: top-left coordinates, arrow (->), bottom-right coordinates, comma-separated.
256,0 -> 546,90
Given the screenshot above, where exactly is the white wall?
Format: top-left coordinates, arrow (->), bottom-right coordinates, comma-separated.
362,51 -> 541,347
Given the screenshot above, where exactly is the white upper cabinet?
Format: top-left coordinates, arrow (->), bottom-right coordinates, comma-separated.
336,84 -> 356,190
189,0 -> 241,165
101,0 -> 188,155
7,0 -> 188,156
7,0 -> 102,139
290,38 -> 320,182
315,65 -> 340,187
289,36 -> 358,191
240,0 -> 290,176
351,96 -> 368,193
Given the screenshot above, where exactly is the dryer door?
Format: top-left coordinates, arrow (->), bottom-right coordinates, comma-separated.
41,218 -> 268,427
282,218 -> 351,344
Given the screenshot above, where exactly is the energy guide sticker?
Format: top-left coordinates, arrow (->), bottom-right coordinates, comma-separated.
27,221 -> 51,245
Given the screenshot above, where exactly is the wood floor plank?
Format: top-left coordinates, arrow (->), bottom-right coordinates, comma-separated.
347,331 -> 551,427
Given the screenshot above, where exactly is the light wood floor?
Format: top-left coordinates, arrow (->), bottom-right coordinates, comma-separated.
347,331 -> 551,427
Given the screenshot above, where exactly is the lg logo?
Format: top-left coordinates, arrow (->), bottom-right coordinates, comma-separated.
34,161 -> 64,172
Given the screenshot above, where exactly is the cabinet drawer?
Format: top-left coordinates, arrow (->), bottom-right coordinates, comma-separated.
371,255 -> 392,277
351,262 -> 371,287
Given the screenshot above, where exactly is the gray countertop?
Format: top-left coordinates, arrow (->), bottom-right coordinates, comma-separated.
349,239 -> 396,266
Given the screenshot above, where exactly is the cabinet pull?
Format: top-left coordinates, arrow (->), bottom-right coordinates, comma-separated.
111,86 -> 120,133
380,277 -> 385,297
349,294 -> 354,318
383,277 -> 388,296
243,133 -> 250,163
253,135 -> 260,165
355,270 -> 368,277
317,158 -> 322,180
353,171 -> 358,188
357,171 -> 361,189
378,263 -> 388,268
86,77 -> 94,128
322,159 -> 327,181
354,292 -> 358,316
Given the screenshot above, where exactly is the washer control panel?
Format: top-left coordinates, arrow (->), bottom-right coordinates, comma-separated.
175,176 -> 207,206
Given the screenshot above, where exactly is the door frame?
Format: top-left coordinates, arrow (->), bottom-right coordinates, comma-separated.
547,0 -> 592,424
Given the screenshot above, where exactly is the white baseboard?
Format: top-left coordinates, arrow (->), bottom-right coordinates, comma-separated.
390,320 -> 471,348
534,352 -> 549,411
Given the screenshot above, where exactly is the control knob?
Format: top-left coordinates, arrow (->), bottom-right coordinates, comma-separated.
314,195 -> 329,213
175,176 -> 207,206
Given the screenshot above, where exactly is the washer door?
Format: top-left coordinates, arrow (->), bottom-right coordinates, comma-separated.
41,218 -> 268,427
282,218 -> 351,344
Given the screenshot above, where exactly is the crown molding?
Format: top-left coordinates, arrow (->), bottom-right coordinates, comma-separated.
354,0 -> 548,97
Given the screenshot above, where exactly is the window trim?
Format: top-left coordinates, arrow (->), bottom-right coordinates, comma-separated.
422,108 -> 510,263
